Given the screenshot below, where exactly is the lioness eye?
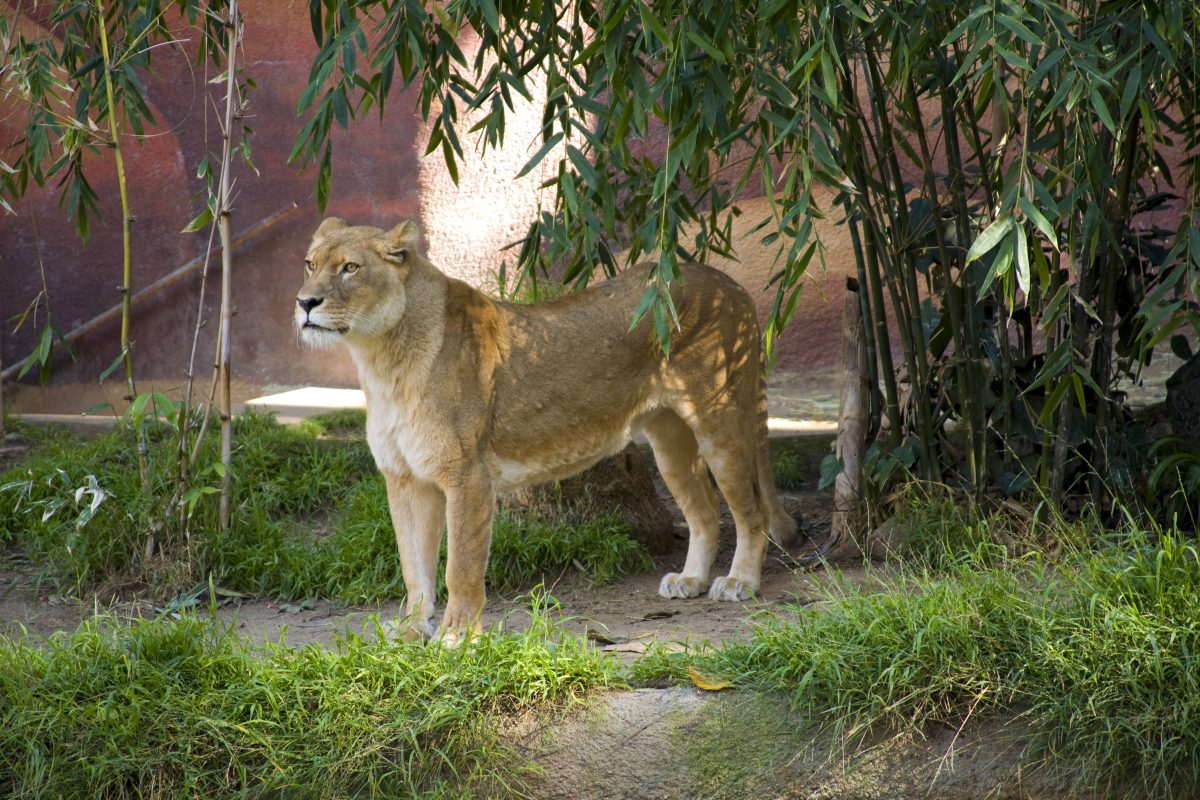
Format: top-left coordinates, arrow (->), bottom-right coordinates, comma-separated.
342,262 -> 360,275
303,260 -> 313,274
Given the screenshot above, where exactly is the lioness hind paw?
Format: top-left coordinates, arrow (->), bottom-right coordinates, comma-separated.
708,576 -> 756,602
658,573 -> 707,599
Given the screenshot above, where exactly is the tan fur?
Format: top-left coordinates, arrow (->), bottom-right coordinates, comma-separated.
296,218 -> 799,642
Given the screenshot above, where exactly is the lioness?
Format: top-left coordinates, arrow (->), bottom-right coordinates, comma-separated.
296,218 -> 799,641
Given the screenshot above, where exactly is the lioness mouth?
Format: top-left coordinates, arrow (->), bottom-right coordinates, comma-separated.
303,322 -> 346,333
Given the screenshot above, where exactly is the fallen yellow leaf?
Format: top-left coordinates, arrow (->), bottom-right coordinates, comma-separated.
688,664 -> 733,692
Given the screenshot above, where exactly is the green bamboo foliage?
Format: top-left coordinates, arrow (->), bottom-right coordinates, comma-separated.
1,0 -> 246,565
298,0 -> 1198,503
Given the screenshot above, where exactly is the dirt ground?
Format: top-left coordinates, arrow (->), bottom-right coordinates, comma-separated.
0,479 -> 846,655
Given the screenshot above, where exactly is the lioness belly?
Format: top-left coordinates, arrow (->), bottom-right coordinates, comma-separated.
490,423 -> 638,492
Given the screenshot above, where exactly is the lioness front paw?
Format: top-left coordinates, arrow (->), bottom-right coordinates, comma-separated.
435,627 -> 479,648
437,605 -> 483,647
709,575 -> 756,602
382,615 -> 436,642
658,573 -> 707,599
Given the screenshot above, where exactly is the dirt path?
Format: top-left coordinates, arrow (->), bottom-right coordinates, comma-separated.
0,484 -> 847,653
520,687 -> 1066,800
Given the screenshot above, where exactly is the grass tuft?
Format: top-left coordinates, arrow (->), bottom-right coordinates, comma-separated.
307,408 -> 368,436
0,599 -> 619,798
489,511 -> 655,591
626,641 -> 696,687
708,529 -> 1200,797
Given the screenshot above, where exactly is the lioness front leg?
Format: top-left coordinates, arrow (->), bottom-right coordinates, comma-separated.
440,474 -> 494,644
384,472 -> 445,640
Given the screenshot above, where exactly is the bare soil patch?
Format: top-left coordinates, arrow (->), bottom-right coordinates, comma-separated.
521,688 -> 1068,800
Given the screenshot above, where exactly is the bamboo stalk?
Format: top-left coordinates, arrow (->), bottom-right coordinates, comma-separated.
864,52 -> 937,432
845,210 -> 881,434
97,0 -> 152,553
907,79 -> 973,484
1043,115 -> 1071,502
831,23 -> 902,447
217,0 -> 240,532
940,89 -> 986,498
1,323 -> 5,439
1089,112 -> 1141,508
830,277 -> 868,556
954,71 -> 1013,470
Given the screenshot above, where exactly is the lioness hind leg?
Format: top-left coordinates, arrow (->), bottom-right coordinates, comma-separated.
642,410 -> 721,599
696,436 -> 770,602
384,472 -> 445,640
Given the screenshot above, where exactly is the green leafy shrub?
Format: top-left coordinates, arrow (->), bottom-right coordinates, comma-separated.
1,414 -> 653,601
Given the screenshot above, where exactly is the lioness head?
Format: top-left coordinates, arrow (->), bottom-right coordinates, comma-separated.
295,217 -> 420,348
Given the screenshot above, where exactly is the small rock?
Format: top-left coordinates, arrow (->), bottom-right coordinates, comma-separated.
866,516 -> 913,560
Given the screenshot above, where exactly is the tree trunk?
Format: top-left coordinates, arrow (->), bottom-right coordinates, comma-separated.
830,277 -> 867,559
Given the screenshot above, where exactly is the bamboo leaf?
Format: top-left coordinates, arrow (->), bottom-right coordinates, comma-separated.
1015,224 -> 1030,296
1038,378 -> 1072,425
181,207 -> 213,233
1018,197 -> 1058,248
630,284 -> 658,330
685,31 -> 726,64
1088,87 -> 1116,132
636,2 -> 670,45
99,349 -> 128,381
966,214 -> 1014,263
516,132 -> 563,179
477,0 -> 500,33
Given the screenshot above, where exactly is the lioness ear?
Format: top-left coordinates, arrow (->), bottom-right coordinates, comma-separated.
311,217 -> 347,247
382,220 -> 419,263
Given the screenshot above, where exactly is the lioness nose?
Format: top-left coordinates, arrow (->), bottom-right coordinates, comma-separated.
297,296 -> 323,314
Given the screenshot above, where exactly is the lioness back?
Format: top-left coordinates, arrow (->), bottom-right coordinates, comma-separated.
485,264 -> 763,489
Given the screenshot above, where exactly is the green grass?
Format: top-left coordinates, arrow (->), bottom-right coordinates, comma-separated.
625,641 -> 695,688
0,599 -> 619,799
489,511 -> 654,590
768,435 -> 835,491
304,407 -> 367,435
698,530 -> 1200,797
769,449 -> 807,490
0,413 -> 652,601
